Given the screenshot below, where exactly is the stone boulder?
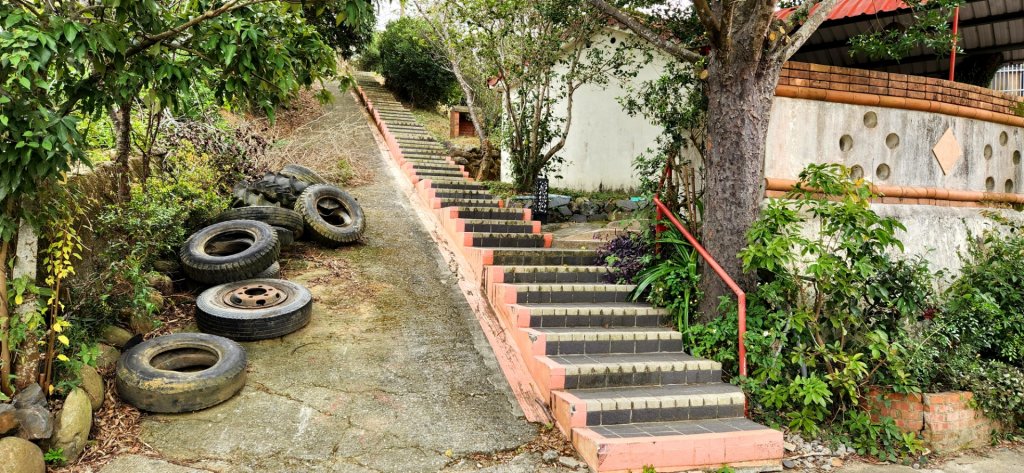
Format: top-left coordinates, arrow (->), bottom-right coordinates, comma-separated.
13,405 -> 52,440
97,344 -> 121,371
145,272 -> 174,295
49,388 -> 92,462
0,436 -> 45,473
12,384 -> 45,409
0,403 -> 18,435
79,365 -> 105,411
99,325 -> 133,349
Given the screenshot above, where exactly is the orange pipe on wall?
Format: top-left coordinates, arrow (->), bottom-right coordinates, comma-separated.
764,178 -> 1024,206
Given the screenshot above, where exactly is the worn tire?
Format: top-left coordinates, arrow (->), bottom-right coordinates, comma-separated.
115,333 -> 247,413
213,206 -> 304,239
254,261 -> 281,278
195,279 -> 313,341
273,227 -> 295,246
280,164 -> 327,185
294,185 -> 365,246
180,220 -> 280,284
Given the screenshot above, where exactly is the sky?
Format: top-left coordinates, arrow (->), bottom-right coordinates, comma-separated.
373,0 -> 695,30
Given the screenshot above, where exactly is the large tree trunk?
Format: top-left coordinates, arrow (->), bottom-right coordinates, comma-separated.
697,56 -> 781,320
111,100 -> 133,199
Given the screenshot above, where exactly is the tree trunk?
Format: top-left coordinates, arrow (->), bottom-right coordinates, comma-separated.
696,57 -> 780,320
112,100 -> 133,199
0,238 -> 11,397
12,221 -> 40,390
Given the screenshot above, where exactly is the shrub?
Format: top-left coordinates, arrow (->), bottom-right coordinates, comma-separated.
632,229 -> 701,336
378,17 -> 460,108
595,232 -> 653,284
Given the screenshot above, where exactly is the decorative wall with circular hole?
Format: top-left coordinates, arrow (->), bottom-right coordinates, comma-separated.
1006,179 -> 1015,193
863,112 -> 878,128
885,133 -> 900,149
876,163 -> 891,180
849,165 -> 864,180
1001,131 -> 1009,146
986,177 -> 995,191
840,135 -> 853,152
1014,151 -> 1021,165
985,145 -> 993,160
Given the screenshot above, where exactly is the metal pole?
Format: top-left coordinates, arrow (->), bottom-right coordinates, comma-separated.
949,6 -> 960,82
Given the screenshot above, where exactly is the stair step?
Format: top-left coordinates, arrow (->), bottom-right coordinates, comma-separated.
533,327 -> 682,355
506,283 -> 635,304
546,352 -> 721,389
560,384 -> 744,426
456,207 -> 526,220
495,265 -> 610,283
441,198 -> 500,209
471,232 -> 546,248
411,163 -> 461,171
415,170 -> 467,178
434,189 -> 493,198
428,180 -> 489,191
462,219 -> 536,234
489,248 -> 597,267
510,303 -> 668,328
402,149 -> 449,156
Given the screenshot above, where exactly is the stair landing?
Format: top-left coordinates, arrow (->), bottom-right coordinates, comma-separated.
354,72 -> 783,473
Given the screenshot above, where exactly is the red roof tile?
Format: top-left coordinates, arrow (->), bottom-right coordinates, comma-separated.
777,0 -> 911,21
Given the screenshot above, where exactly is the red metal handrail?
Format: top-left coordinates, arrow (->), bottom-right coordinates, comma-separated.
654,165 -> 747,379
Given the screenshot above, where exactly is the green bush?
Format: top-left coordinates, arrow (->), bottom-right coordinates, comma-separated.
378,17 -> 460,108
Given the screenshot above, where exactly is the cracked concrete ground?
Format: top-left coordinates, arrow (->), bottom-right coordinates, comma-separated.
98,88 -> 575,473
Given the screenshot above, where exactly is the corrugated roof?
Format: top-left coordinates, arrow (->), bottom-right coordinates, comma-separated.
777,0 -> 911,21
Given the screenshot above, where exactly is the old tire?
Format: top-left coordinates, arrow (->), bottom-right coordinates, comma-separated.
273,227 -> 295,247
254,262 -> 281,279
212,206 -> 304,239
280,164 -> 327,185
180,220 -> 280,284
115,333 -> 246,413
295,185 -> 365,246
195,279 -> 313,341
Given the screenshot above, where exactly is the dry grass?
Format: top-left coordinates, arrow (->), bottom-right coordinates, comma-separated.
409,108 -> 480,150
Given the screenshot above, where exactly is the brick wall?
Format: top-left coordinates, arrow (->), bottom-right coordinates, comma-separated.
776,62 -> 1024,128
866,389 -> 1002,453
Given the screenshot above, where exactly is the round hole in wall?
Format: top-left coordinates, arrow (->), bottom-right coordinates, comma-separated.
1000,131 -> 1009,146
1014,150 -> 1021,165
863,112 -> 878,128
609,36 -> 617,44
1006,179 -> 1015,193
885,133 -> 900,149
840,135 -> 854,152
985,145 -> 993,160
986,177 -> 995,191
849,165 -> 865,180
875,163 -> 891,180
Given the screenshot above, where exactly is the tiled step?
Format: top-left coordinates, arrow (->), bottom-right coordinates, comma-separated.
506,303 -> 669,329
460,219 -> 537,234
410,163 -> 463,172
555,383 -> 745,427
546,352 -> 721,389
402,149 -> 449,156
455,207 -> 527,220
414,169 -> 468,179
491,266 -> 609,284
468,232 -> 548,248
531,327 -> 683,355
433,189 -> 494,199
427,180 -> 489,191
439,197 -> 500,208
501,283 -> 636,304
488,248 -> 597,266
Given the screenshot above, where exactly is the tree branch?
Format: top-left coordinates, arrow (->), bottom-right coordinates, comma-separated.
691,0 -> 722,45
779,0 -> 842,61
587,0 -> 703,63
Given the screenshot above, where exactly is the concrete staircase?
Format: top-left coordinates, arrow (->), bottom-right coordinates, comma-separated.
354,73 -> 783,473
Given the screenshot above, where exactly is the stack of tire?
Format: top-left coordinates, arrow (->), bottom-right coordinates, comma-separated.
116,166 -> 360,414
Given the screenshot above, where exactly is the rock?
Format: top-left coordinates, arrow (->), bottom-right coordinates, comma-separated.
783,442 -> 797,452
12,384 -> 45,409
0,436 -> 45,473
147,290 -> 165,312
570,214 -> 587,223
0,403 -> 18,435
822,447 -> 832,456
587,213 -> 608,222
557,456 -> 582,469
549,194 -> 571,208
614,199 -> 639,211
49,388 -> 92,462
97,344 -> 121,371
129,313 -> 156,335
782,459 -> 796,469
579,200 -> 600,216
153,260 -> 179,273
14,405 -> 52,440
542,450 -> 558,462
556,205 -> 573,217
99,325 -> 134,349
453,156 -> 469,165
912,462 -> 921,469
79,365 -> 105,411
146,273 -> 174,295
831,458 -> 844,467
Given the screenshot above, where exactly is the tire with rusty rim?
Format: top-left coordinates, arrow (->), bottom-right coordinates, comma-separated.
180,220 -> 280,284
195,279 -> 313,341
115,333 -> 247,413
280,164 -> 327,185
294,185 -> 365,246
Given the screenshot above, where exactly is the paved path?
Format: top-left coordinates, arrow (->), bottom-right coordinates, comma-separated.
99,87 -> 572,473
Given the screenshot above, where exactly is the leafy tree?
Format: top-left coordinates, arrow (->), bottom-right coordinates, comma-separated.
0,0 -> 374,397
378,16 -> 460,108
303,1 -> 377,58
588,0 -> 962,317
